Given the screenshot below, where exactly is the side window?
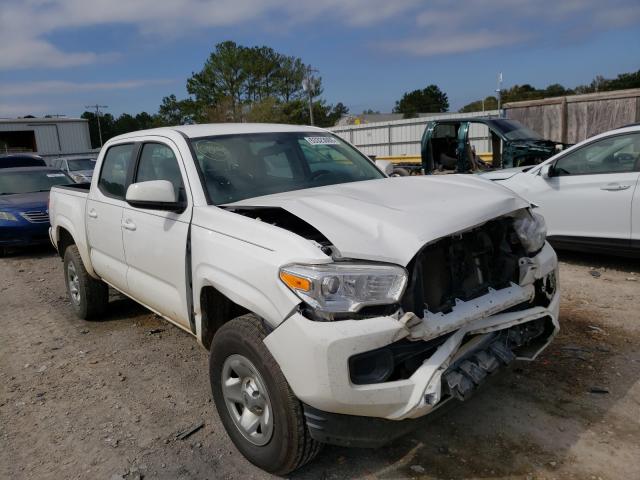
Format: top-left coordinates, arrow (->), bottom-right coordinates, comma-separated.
554,133 -> 640,176
135,143 -> 186,201
98,144 -> 135,199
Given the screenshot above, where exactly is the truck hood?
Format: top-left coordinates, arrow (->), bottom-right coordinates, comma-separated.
225,176 -> 530,266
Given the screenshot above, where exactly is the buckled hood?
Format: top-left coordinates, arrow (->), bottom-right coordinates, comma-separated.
226,176 -> 530,265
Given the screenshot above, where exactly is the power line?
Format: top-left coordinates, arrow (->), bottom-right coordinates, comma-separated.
85,104 -> 108,147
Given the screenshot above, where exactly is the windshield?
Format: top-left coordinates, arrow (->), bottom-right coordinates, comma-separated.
0,171 -> 70,195
67,158 -> 95,171
490,119 -> 544,141
190,132 -> 385,204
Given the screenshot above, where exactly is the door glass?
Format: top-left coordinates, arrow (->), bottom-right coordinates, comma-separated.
98,144 -> 135,198
554,134 -> 640,176
136,143 -> 186,201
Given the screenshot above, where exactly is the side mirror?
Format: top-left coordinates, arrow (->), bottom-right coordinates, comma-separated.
125,180 -> 184,212
375,159 -> 394,176
540,164 -> 552,179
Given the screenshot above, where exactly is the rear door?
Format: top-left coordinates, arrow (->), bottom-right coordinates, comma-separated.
86,143 -> 136,290
524,132 -> 640,243
122,140 -> 192,328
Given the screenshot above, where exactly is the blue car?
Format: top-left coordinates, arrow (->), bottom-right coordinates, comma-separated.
0,167 -> 73,255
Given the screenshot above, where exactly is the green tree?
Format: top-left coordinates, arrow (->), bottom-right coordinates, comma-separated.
393,85 -> 449,118
81,111 -> 116,148
458,96 -> 498,113
162,40 -> 347,126
158,94 -> 195,125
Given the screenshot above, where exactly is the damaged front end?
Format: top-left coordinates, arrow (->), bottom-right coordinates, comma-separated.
264,208 -> 559,430
345,213 -> 558,417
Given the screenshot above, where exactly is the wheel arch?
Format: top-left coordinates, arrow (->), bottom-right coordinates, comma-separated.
55,222 -> 97,278
198,284 -> 249,350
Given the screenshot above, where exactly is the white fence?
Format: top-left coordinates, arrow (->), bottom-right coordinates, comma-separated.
328,110 -> 501,157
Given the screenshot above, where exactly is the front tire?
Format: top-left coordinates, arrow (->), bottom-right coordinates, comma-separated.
63,245 -> 108,320
210,314 -> 322,475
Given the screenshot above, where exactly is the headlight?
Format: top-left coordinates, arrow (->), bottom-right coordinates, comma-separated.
0,211 -> 18,222
513,209 -> 547,253
279,263 -> 408,317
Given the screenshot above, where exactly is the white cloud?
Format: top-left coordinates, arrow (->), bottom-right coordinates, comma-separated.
383,0 -> 639,56
0,0 -> 637,69
0,0 -> 420,70
383,31 -> 530,56
0,79 -> 175,96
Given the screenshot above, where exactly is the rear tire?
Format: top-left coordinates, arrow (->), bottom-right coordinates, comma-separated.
63,245 -> 108,320
210,314 -> 322,475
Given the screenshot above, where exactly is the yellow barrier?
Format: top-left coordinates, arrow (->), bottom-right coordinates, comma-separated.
377,153 -> 493,164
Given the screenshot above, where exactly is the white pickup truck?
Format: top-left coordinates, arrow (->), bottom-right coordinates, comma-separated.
49,123 -> 559,475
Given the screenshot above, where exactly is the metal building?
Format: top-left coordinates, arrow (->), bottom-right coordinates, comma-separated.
0,117 -> 93,159
329,110 -> 501,159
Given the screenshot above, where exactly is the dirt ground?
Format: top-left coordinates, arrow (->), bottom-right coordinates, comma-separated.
1,246 -> 639,480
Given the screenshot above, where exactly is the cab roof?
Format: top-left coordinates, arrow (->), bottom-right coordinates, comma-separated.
109,123 -> 328,142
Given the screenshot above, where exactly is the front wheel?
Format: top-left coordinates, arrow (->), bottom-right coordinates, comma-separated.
210,314 -> 322,475
63,245 -> 108,320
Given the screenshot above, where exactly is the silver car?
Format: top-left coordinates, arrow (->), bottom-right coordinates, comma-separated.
49,157 -> 96,183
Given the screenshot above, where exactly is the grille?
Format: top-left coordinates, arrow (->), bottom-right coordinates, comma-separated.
402,216 -> 526,315
20,210 -> 50,223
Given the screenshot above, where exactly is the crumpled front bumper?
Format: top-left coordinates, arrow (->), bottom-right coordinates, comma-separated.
264,243 -> 559,421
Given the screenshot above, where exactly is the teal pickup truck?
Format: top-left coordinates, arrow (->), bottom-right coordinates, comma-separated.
392,118 -> 567,175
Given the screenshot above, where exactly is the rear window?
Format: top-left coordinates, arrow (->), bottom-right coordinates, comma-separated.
67,158 -> 96,171
98,144 -> 135,199
0,156 -> 46,168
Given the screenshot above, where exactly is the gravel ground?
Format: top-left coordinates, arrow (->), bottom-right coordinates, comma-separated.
1,246 -> 639,480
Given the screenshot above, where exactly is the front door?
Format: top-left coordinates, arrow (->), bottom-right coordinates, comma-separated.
122,140 -> 192,328
525,132 -> 640,242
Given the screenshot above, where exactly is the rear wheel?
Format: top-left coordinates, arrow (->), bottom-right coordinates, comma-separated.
210,314 -> 322,475
63,245 -> 108,320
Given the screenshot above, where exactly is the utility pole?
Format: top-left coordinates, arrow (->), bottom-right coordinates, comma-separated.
302,67 -> 318,126
495,73 -> 503,116
85,104 -> 108,146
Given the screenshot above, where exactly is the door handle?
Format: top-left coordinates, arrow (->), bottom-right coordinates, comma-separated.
88,209 -> 98,218
600,183 -> 631,191
122,219 -> 137,231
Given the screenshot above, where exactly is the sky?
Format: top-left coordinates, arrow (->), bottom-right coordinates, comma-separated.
1,0 -> 639,119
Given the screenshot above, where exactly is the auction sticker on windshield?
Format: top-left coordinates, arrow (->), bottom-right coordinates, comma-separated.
304,136 -> 339,145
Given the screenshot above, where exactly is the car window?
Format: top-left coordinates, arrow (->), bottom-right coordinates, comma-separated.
67,159 -> 95,171
190,132 -> 383,205
553,133 -> 640,176
98,144 -> 135,199
433,124 -> 456,138
135,143 -> 186,201
0,170 -> 70,195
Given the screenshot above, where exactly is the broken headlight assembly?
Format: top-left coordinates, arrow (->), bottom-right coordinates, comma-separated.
279,263 -> 408,320
513,209 -> 547,254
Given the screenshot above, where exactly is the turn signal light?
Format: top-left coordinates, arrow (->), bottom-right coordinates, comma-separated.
279,271 -> 311,292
